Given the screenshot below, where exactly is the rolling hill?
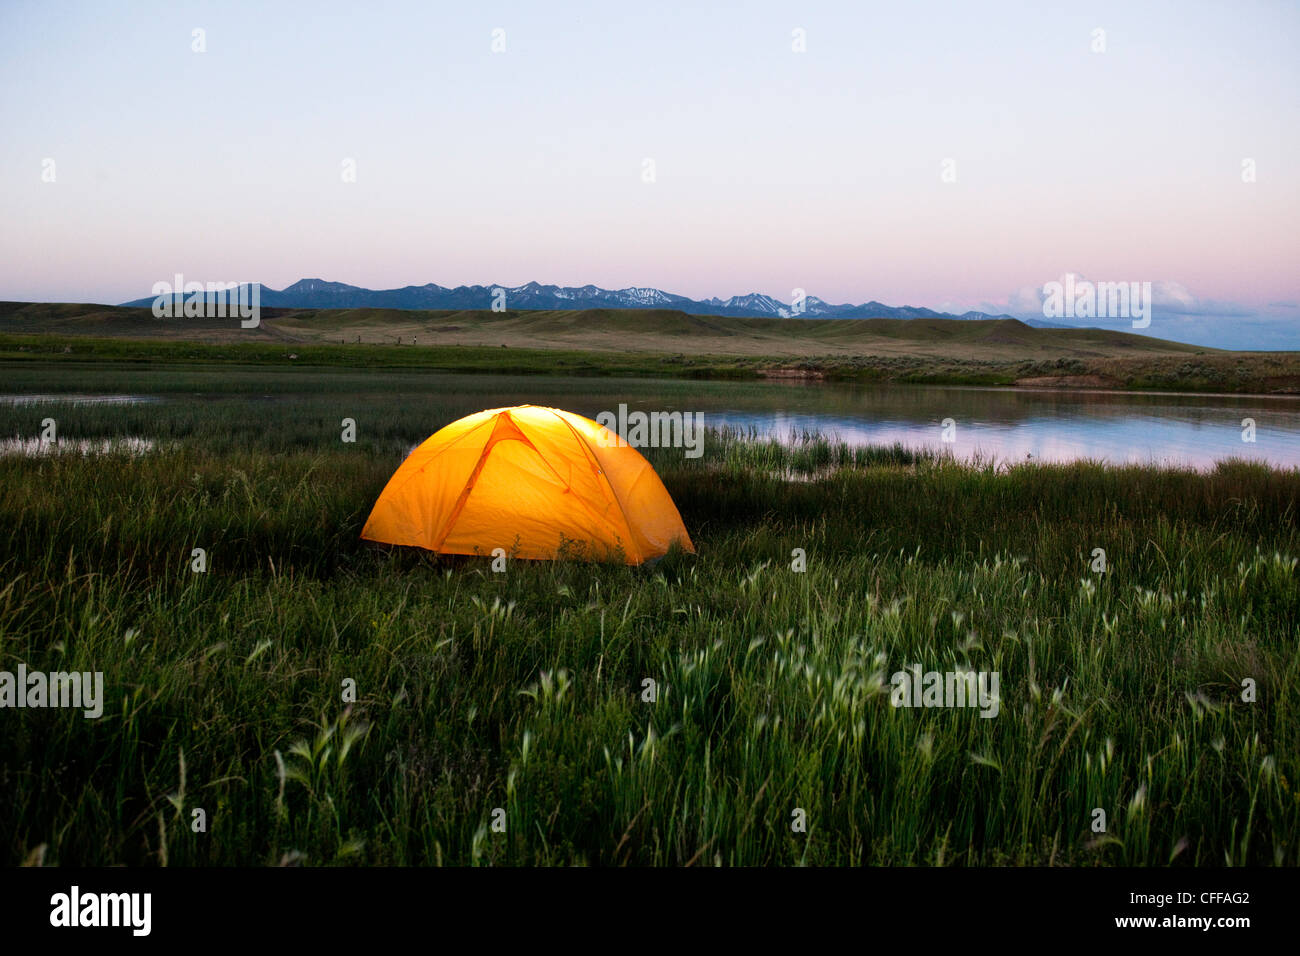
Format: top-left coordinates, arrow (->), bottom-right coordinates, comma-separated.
0,301 -> 1192,359
5,301 -> 1299,393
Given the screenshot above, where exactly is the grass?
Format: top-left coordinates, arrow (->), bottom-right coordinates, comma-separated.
0,368 -> 1297,867
5,299 -> 1299,393
0,332 -> 761,380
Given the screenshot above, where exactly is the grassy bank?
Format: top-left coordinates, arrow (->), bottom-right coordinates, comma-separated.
2,418 -> 1297,865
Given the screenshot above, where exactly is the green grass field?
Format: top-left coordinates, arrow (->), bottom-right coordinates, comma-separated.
2,361 -> 1298,866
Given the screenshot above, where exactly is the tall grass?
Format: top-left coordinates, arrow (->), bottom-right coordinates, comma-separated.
0,375 -> 1297,865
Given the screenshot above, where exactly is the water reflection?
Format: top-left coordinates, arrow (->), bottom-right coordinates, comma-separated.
606,384 -> 1300,469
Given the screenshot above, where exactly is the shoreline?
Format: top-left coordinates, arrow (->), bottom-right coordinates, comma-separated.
3,345 -> 1299,401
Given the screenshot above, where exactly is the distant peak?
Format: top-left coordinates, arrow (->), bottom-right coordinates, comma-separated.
119,276 -> 1020,323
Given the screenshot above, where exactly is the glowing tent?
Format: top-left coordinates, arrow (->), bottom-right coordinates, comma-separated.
360,406 -> 694,565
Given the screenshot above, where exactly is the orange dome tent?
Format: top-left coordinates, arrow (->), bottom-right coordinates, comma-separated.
360,406 -> 694,565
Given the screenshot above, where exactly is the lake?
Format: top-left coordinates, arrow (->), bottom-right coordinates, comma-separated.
2,374 -> 1298,469
403,376 -> 1300,470
670,383 -> 1300,469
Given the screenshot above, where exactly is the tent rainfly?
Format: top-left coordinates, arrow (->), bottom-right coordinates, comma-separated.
361,405 -> 694,565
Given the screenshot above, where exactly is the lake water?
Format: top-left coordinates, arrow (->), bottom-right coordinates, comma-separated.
372,377 -> 1300,469
0,394 -> 162,406
2,380 -> 1298,469
0,436 -> 156,456
681,384 -> 1300,469
511,379 -> 1300,470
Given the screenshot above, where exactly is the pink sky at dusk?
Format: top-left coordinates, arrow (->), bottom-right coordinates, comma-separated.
1,0 -> 1296,339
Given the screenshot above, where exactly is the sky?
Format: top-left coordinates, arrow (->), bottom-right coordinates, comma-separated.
0,0 -> 1297,348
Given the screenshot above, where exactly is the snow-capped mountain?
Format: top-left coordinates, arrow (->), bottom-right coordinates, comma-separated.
122,279 -> 1023,322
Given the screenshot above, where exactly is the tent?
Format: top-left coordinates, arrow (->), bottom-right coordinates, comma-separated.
360,405 -> 694,564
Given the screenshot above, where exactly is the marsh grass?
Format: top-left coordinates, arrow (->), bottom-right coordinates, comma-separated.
0,375 -> 1297,866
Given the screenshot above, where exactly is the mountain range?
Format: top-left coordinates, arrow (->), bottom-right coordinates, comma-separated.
123,279 -> 1049,324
